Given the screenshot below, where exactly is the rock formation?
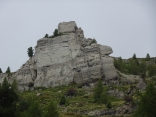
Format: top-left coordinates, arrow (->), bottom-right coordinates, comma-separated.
0,21 -> 117,91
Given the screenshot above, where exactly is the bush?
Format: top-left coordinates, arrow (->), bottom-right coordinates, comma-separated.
89,39 -> 97,45
20,101 -> 43,117
28,82 -> 34,88
44,101 -> 59,117
124,95 -> 133,103
59,95 -> 66,105
66,88 -> 77,96
106,101 -> 112,109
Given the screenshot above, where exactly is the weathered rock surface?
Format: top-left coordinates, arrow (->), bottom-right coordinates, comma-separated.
0,21 -> 117,91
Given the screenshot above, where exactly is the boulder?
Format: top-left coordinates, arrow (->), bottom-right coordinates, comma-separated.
0,21 -> 117,90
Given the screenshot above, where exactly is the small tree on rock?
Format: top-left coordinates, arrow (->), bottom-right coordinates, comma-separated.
0,68 -> 2,73
53,29 -> 58,37
27,47 -> 34,58
6,66 -> 11,74
146,53 -> 150,61
44,34 -> 49,38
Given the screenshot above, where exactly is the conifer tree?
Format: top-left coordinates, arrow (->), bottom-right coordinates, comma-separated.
93,79 -> 108,104
44,101 -> 59,117
0,68 -> 2,73
146,53 -> 150,61
5,66 -> 10,74
44,34 -> 49,38
27,47 -> 34,58
53,29 -> 58,37
132,53 -> 136,59
0,78 -> 18,117
133,83 -> 156,117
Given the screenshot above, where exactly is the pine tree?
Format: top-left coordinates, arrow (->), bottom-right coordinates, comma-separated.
93,79 -> 108,104
132,53 -> 136,59
60,95 -> 66,105
26,101 -> 43,117
133,83 -> 156,117
11,79 -> 18,92
5,66 -> 10,74
27,47 -> 34,58
0,78 -> 18,117
0,68 -> 2,73
44,34 -> 49,38
53,29 -> 58,37
146,53 -> 150,61
44,101 -> 59,117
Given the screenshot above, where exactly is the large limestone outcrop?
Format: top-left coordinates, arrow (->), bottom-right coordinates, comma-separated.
0,21 -> 117,91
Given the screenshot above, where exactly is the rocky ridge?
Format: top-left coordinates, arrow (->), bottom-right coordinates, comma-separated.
0,21 -> 117,91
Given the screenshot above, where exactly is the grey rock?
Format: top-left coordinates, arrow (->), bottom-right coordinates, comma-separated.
36,93 -> 41,96
136,78 -> 146,90
0,21 -> 117,90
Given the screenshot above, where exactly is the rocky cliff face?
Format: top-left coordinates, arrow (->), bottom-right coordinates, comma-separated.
0,21 -> 117,91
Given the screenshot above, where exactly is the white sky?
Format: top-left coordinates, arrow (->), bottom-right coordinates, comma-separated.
0,0 -> 156,72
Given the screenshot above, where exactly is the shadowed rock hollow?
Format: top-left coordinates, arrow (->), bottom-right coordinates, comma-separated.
0,21 -> 117,91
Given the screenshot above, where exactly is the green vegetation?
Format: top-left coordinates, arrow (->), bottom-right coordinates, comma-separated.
93,79 -> 108,104
28,82 -> 34,88
44,29 -> 65,38
44,34 -> 49,38
6,66 -> 11,74
146,53 -> 150,61
132,53 -> 136,59
89,39 -> 97,45
44,101 -> 59,117
0,68 -> 2,73
114,54 -> 156,76
133,83 -> 156,117
0,78 -> 18,117
27,47 -> 34,58
59,95 -> 67,105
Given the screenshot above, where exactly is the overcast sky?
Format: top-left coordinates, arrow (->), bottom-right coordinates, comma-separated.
0,0 -> 156,72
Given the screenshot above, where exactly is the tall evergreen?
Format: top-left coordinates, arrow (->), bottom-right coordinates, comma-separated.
133,83 -> 156,117
5,66 -> 10,74
132,53 -> 136,59
93,79 -> 108,104
53,29 -> 58,37
0,78 -> 18,117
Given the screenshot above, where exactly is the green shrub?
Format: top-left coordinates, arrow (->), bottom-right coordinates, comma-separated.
66,88 -> 77,96
59,95 -> 66,105
89,39 -> 97,45
106,101 -> 112,109
93,79 -> 108,104
28,82 -> 34,88
44,101 -> 59,117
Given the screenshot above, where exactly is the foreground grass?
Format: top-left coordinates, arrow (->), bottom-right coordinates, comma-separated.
19,84 -> 125,117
